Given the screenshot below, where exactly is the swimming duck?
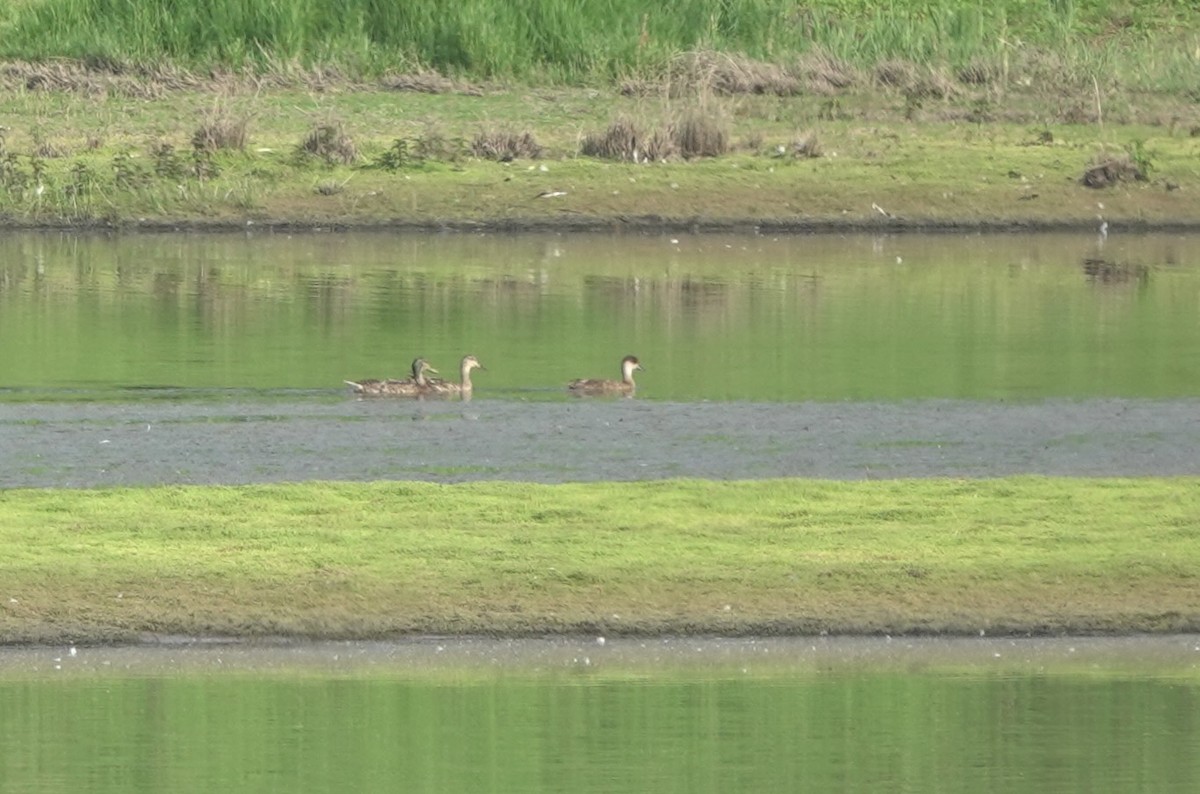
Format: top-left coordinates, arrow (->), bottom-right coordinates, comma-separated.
424,355 -> 485,396
568,355 -> 643,395
345,357 -> 438,396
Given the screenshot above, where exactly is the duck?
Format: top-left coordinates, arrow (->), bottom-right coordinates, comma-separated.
568,355 -> 643,395
345,357 -> 438,396
424,355 -> 485,396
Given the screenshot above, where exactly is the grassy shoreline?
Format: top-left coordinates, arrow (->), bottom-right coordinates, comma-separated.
2,477 -> 1197,644
2,81 -> 1198,232
1,3 -> 1198,228
2,38 -> 1199,230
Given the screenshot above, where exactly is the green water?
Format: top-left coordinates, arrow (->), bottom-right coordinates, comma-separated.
1,639 -> 1198,794
2,231 -> 1197,402
3,234 -> 1197,792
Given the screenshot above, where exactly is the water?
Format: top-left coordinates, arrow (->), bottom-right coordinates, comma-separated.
3,230 -> 1198,486
3,231 -> 1198,792
1,230 -> 1197,402
1,637 -> 1198,794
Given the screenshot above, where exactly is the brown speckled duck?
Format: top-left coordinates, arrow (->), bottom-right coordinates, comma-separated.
568,355 -> 643,396
345,357 -> 438,396
424,355 -> 485,396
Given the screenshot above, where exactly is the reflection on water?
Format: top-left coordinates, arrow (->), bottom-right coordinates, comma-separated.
1,231 -> 1198,401
1,637 -> 1198,794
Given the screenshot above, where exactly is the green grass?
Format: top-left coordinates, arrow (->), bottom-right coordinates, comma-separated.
2,0 -> 1197,86
1,477 -> 1197,643
1,84 -> 1199,229
1,2 -> 1199,229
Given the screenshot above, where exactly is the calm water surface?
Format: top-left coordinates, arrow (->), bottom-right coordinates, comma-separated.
3,232 -> 1198,791
1,230 -> 1197,401
1,636 -> 1198,794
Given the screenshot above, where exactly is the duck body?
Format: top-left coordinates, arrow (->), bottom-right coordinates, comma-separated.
568,355 -> 643,396
345,357 -> 437,397
424,355 -> 484,396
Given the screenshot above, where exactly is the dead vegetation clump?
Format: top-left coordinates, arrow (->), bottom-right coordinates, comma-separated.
413,123 -> 463,162
620,50 -> 806,97
581,117 -> 673,162
380,69 -> 481,96
582,108 -> 731,162
789,130 -> 823,158
667,51 -> 802,96
192,115 -> 249,153
0,59 -> 210,99
1081,150 -> 1146,188
1006,48 -> 1101,97
672,109 -> 730,159
470,129 -> 541,161
1058,100 -> 1099,125
874,59 -> 919,89
956,59 -> 997,86
33,139 -> 67,158
910,71 -> 960,100
299,121 -> 358,165
623,50 -> 856,98
0,57 -> 375,99
874,59 -> 959,99
795,50 -> 857,94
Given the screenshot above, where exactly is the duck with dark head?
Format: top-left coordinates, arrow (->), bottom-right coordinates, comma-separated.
345,357 -> 438,397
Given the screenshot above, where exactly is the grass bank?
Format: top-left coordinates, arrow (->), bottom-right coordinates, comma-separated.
2,477 -> 1197,644
0,77 -> 1198,231
0,3 -> 1198,229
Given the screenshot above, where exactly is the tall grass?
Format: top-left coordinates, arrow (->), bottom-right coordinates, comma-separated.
1,0 -> 1197,86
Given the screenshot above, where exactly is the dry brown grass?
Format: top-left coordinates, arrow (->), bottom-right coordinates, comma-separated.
581,116 -> 674,162
193,114 -> 249,153
412,122 -> 464,162
0,59 -> 205,99
795,50 -> 858,93
672,108 -> 730,159
380,69 -> 482,96
1059,100 -> 1100,125
668,50 -> 802,96
31,135 -> 66,158
617,50 -> 810,98
581,106 -> 729,162
0,58 -> 368,99
299,121 -> 358,164
875,59 -> 960,100
874,59 -> 919,89
470,128 -> 542,161
790,129 -> 823,158
956,59 -> 998,86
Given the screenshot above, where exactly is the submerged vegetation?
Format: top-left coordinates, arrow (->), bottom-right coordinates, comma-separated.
1,477 -> 1197,642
